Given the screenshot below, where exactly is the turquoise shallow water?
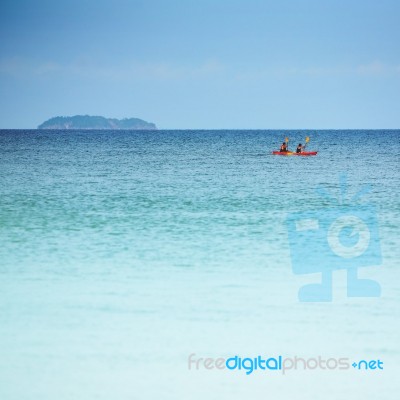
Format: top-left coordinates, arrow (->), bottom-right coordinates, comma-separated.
0,130 -> 399,399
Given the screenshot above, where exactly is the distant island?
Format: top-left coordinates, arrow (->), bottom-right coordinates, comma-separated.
38,115 -> 157,130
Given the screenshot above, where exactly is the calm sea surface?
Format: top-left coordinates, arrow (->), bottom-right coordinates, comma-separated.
0,130 -> 399,399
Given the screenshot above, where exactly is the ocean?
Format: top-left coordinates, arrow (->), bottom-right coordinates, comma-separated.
0,129 -> 399,399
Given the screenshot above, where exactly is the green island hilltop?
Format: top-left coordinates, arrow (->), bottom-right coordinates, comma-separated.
38,115 -> 157,130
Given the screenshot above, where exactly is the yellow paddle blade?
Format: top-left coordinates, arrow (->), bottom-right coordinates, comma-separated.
285,137 -> 289,143
305,136 -> 310,143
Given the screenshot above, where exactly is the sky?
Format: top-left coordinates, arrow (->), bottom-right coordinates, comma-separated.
0,0 -> 399,129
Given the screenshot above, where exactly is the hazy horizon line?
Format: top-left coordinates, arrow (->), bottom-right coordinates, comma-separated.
1,128 -> 399,131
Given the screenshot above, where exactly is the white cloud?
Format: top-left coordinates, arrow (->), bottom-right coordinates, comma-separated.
356,61 -> 400,76
1,57 -> 399,83
233,62 -> 400,81
0,57 -> 226,82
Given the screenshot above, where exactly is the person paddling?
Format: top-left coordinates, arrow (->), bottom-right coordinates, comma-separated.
280,142 -> 288,152
296,143 -> 303,153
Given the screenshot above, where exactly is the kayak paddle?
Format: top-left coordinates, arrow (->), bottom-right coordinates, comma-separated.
304,136 -> 310,150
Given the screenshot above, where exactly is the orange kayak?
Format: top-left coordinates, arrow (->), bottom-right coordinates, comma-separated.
272,151 -> 318,156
